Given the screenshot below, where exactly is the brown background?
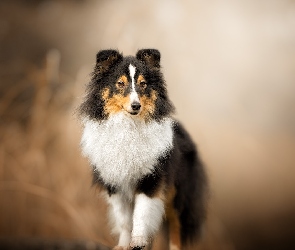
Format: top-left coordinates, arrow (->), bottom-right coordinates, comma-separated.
0,1 -> 295,249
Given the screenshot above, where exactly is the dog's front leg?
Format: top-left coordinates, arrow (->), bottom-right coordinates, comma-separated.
130,193 -> 165,249
107,194 -> 133,250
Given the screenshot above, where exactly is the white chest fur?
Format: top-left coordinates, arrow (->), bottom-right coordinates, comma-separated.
81,113 -> 174,191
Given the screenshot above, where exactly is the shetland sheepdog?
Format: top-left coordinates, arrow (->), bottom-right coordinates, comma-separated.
79,49 -> 207,250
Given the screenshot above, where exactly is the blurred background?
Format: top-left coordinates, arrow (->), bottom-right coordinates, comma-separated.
0,0 -> 295,249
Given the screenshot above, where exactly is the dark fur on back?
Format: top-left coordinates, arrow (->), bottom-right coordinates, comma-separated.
172,122 -> 207,244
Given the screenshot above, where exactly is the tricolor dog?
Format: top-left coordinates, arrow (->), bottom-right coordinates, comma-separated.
79,49 -> 207,250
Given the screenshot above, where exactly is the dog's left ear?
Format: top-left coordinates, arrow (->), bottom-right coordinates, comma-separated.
136,49 -> 161,68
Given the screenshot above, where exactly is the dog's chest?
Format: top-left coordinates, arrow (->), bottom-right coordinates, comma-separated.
81,113 -> 174,188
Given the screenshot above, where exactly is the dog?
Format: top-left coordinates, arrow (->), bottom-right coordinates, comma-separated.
79,49 -> 207,250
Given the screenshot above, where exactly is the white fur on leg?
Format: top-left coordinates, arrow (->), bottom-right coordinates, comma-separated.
131,193 -> 165,248
107,194 -> 133,248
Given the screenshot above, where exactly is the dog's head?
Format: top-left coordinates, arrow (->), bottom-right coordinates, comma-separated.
80,49 -> 174,121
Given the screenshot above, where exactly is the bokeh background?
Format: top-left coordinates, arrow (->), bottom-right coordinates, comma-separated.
1,0 -> 295,249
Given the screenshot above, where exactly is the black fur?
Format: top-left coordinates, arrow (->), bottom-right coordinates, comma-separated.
136,49 -> 161,68
136,154 -> 171,197
171,122 -> 208,244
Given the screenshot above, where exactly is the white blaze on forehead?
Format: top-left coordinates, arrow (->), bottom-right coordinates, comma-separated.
128,64 -> 139,103
129,64 -> 136,88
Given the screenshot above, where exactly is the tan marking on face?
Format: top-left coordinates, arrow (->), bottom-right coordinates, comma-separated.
101,88 -> 110,100
137,75 -> 147,89
104,94 -> 130,115
165,185 -> 182,250
102,88 -> 129,115
116,75 -> 129,91
102,87 -> 157,120
139,90 -> 157,120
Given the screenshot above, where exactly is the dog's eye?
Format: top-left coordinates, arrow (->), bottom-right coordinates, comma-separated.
140,81 -> 147,88
117,81 -> 125,88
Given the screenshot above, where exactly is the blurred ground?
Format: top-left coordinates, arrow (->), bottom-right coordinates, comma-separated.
0,0 -> 295,249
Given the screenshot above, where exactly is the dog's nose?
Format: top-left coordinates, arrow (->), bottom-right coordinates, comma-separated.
131,102 -> 141,111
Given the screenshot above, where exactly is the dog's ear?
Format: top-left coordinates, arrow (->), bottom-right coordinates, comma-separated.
136,49 -> 161,68
96,50 -> 123,73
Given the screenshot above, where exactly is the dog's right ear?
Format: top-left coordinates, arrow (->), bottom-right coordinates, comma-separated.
96,50 -> 123,73
136,49 -> 161,69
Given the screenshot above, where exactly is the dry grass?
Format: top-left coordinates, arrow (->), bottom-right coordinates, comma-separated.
0,50 -> 113,247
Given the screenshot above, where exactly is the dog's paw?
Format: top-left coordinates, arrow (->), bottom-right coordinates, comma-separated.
130,236 -> 147,249
130,247 -> 144,250
113,246 -> 130,250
